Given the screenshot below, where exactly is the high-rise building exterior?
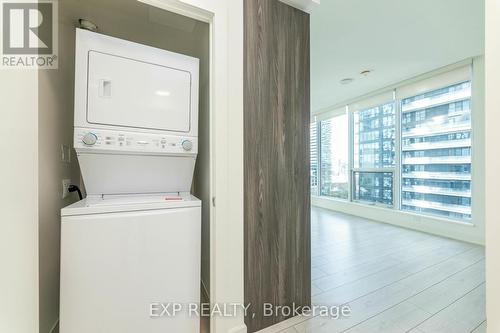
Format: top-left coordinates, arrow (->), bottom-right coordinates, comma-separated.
401,81 -> 472,220
319,116 -> 348,199
353,102 -> 396,205
310,122 -> 319,196
319,119 -> 332,196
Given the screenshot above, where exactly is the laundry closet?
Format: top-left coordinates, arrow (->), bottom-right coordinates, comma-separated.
38,1 -> 210,332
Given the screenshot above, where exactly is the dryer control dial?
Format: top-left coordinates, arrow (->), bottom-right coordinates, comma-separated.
82,132 -> 98,146
182,140 -> 193,151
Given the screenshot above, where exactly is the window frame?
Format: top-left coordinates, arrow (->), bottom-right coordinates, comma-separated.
397,80 -> 473,221
311,63 -> 474,223
349,97 -> 398,208
310,120 -> 319,196
317,109 -> 350,200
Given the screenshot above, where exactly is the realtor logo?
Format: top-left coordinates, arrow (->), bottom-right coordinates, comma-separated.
1,0 -> 58,68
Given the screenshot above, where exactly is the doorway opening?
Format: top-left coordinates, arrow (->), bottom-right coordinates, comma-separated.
304,1 -> 484,332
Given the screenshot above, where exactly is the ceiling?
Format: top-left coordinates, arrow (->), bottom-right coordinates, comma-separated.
63,0 -> 208,58
310,0 -> 485,113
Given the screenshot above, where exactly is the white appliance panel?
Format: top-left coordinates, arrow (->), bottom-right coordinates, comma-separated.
60,205 -> 201,333
74,28 -> 199,137
87,51 -> 192,132
74,128 -> 198,154
78,153 -> 196,195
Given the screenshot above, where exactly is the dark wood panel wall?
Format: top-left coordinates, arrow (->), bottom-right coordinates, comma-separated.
244,0 -> 311,331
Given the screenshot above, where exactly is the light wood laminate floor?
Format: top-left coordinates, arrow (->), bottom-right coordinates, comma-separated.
273,207 -> 486,333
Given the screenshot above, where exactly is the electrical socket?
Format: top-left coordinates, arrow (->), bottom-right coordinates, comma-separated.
62,179 -> 71,199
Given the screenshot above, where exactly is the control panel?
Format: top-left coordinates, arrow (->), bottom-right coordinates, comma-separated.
74,128 -> 197,154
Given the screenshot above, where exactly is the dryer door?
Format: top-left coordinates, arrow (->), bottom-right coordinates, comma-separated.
87,51 -> 192,132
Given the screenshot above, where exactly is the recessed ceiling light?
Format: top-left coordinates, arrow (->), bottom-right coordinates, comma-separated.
340,78 -> 354,85
360,69 -> 372,76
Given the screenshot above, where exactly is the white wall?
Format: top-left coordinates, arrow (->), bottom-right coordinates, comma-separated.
192,20 -> 211,299
0,71 -> 39,332
485,0 -> 500,330
223,0 -> 245,331
38,6 -> 81,332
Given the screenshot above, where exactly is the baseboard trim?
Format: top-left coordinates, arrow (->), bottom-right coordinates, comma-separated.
49,319 -> 59,333
278,0 -> 319,13
312,196 -> 485,245
201,279 -> 210,300
228,324 -> 247,333
254,314 -> 310,333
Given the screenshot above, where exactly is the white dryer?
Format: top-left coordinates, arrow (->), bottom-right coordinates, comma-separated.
73,28 -> 199,196
60,29 -> 201,333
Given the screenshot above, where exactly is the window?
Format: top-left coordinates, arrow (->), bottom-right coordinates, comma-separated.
353,172 -> 393,205
310,122 -> 319,196
401,81 -> 472,219
352,101 -> 396,205
310,64 -> 474,222
319,113 -> 348,199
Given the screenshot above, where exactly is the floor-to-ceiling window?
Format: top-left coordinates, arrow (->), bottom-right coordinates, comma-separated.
400,81 -> 472,220
310,64 -> 474,222
318,111 -> 349,199
352,100 -> 396,205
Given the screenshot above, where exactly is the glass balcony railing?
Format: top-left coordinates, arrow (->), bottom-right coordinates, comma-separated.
402,171 -> 471,181
402,185 -> 471,198
402,199 -> 472,215
402,156 -> 471,165
353,171 -> 393,206
402,138 -> 471,151
402,87 -> 471,113
402,120 -> 471,138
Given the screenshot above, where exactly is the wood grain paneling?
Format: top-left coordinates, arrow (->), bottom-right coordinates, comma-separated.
244,0 -> 311,331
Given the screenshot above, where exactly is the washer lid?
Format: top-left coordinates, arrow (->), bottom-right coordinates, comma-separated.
61,193 -> 201,217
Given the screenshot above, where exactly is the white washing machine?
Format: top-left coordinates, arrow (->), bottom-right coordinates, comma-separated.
61,195 -> 201,333
60,29 -> 201,333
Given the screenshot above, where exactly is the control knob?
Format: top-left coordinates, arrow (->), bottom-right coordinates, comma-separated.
182,140 -> 193,151
82,132 -> 98,146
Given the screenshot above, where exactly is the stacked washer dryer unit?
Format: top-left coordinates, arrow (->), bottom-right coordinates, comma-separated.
60,29 -> 201,333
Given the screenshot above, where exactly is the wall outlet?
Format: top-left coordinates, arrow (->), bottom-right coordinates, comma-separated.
62,179 -> 72,199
